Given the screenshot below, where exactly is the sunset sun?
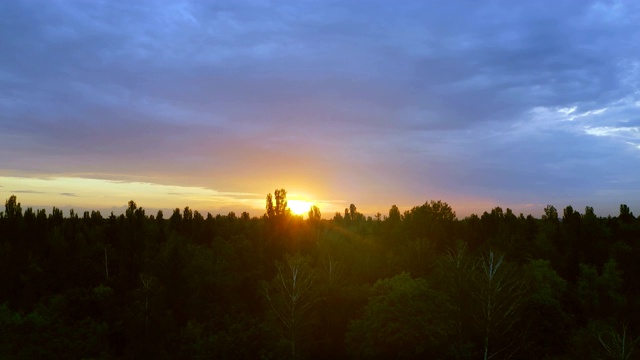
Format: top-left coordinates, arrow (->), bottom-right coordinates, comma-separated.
288,200 -> 314,216
4,0 -> 639,357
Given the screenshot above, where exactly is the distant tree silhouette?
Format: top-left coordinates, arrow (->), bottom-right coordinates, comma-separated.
266,189 -> 291,220
308,205 -> 321,225
0,194 -> 639,359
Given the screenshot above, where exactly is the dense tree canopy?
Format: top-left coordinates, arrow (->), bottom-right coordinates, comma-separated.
1,192 -> 639,359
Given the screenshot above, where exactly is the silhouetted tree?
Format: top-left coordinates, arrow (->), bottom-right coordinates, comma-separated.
264,254 -> 318,359
0,194 -> 638,359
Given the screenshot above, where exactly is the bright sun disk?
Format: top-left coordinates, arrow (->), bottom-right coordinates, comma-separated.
288,200 -> 314,216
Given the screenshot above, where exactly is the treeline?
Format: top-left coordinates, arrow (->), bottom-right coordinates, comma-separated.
1,191 -> 639,359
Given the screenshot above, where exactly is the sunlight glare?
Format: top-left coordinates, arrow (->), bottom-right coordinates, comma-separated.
288,199 -> 314,216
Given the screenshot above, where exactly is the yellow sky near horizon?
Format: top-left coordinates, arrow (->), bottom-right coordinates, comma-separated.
0,176 -> 549,219
0,176 -> 343,218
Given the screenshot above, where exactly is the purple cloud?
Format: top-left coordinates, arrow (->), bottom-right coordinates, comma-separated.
1,0 -> 639,216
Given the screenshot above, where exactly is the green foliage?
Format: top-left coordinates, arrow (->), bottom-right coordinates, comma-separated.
263,254 -> 318,359
568,320 -> 639,360
178,315 -> 265,360
1,194 -> 640,359
577,258 -> 626,321
520,259 -> 572,358
394,237 -> 437,278
402,200 -> 456,251
347,273 -> 454,359
524,259 -> 567,308
0,300 -> 109,359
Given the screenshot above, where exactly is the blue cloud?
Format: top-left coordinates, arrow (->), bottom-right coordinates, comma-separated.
1,0 -> 639,215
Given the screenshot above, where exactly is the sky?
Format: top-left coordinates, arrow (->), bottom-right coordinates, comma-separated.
1,0 -> 639,218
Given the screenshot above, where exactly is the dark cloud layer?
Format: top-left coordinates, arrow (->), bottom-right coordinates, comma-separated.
1,0 -> 639,215
11,190 -> 45,194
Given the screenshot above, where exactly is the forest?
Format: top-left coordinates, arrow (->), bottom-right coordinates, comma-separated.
1,190 -> 639,359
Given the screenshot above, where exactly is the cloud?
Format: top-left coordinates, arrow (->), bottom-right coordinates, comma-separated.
1,0 -> 639,215
584,126 -> 639,137
167,192 -> 196,196
60,192 -> 78,197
